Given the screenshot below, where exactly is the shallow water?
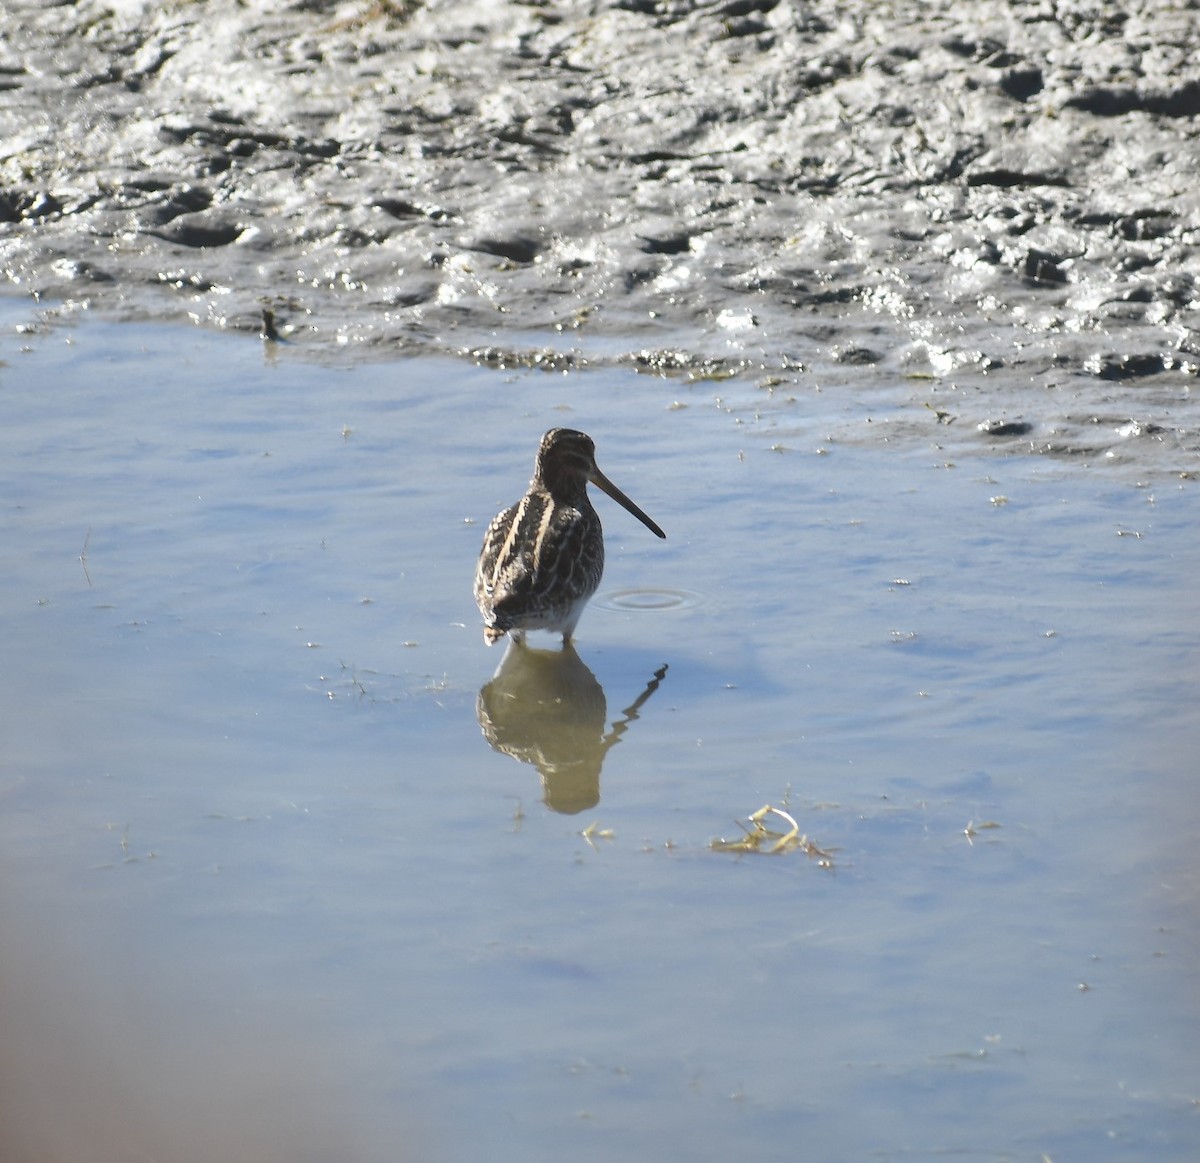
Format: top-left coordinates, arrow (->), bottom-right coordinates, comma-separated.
1,301 -> 1198,1161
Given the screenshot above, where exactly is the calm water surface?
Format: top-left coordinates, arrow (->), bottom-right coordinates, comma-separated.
1,302 -> 1197,1161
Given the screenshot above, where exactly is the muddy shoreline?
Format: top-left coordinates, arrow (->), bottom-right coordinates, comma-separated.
2,0 -> 1198,466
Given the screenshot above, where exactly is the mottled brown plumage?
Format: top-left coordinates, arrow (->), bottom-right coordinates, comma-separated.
474,429 -> 665,645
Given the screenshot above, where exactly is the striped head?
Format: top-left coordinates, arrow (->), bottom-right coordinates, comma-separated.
533,429 -> 665,539
532,429 -> 600,503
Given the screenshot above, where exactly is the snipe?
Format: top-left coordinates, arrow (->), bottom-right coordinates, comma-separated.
474,429 -> 665,645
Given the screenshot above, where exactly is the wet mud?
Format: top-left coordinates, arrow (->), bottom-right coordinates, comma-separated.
2,0 -> 1199,467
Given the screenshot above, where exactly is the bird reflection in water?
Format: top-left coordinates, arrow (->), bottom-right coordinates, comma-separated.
476,642 -> 668,814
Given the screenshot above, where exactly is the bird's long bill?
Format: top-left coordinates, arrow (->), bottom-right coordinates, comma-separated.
590,466 -> 666,539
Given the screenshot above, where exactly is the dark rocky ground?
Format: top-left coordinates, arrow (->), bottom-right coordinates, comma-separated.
2,0 -> 1199,465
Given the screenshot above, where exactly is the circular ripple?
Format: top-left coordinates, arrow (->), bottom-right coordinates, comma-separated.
600,587 -> 704,612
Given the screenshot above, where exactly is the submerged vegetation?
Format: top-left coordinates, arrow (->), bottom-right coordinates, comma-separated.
712,803 -> 835,865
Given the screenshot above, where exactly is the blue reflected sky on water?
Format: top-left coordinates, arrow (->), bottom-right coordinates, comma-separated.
1,302 -> 1197,1161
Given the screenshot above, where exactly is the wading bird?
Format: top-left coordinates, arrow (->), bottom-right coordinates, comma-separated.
474,429 -> 665,645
